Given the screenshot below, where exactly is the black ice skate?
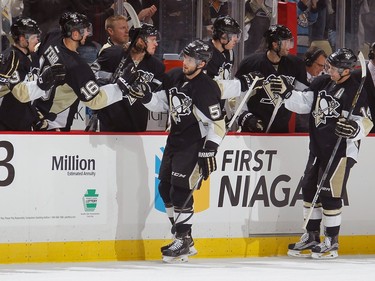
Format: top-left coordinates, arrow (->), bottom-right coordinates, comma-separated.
162,232 -> 191,263
161,235 -> 197,256
311,235 -> 339,259
287,231 -> 320,257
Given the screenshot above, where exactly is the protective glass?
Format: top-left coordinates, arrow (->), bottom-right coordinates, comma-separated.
25,33 -> 41,41
281,38 -> 294,49
221,32 -> 241,42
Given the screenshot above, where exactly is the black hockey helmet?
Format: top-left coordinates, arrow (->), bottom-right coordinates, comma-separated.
182,40 -> 212,63
327,48 -> 357,69
264,24 -> 293,49
11,17 -> 41,40
59,12 -> 92,38
129,23 -> 159,41
212,15 -> 241,40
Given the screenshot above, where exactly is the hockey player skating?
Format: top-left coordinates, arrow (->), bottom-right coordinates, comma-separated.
125,40 -> 225,263
266,48 -> 372,259
235,24 -> 308,133
34,12 -> 134,131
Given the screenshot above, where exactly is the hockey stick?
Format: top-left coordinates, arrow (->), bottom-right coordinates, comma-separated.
302,51 -> 366,230
266,97 -> 282,133
84,1 -> 141,132
171,77 -> 261,234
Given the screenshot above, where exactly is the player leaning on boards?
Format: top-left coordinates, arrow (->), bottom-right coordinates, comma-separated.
125,40 -> 225,263
267,48 -> 372,259
34,12 -> 135,131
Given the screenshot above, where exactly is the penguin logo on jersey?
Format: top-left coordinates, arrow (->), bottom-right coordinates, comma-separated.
215,62 -> 233,80
169,87 -> 192,124
312,90 -> 340,127
125,69 -> 154,105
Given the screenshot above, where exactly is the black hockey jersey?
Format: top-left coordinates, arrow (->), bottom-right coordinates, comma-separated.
205,40 -> 234,80
96,45 -> 166,132
285,74 -> 372,162
144,68 -> 225,149
0,46 -> 40,130
236,52 -> 307,132
34,35 -> 123,131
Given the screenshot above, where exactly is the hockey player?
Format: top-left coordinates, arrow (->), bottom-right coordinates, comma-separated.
126,40 -> 225,262
235,24 -> 308,133
0,17 -> 65,130
267,48 -> 372,259
96,22 -> 165,132
34,12 -> 132,131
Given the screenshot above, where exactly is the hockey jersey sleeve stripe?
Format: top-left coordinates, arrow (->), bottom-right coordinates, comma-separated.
83,84 -> 123,110
11,81 -> 48,103
143,90 -> 169,113
284,89 -> 314,114
215,79 -> 241,99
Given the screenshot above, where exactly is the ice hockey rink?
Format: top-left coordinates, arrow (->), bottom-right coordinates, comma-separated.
1,256 -> 375,281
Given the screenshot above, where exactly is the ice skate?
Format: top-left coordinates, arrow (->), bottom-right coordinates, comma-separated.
162,232 -> 190,263
311,235 -> 339,259
287,231 -> 320,257
161,233 -> 197,256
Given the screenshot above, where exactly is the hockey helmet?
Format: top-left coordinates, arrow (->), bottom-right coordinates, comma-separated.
327,48 -> 357,69
182,40 -> 212,63
129,23 -> 159,41
212,15 -> 241,40
264,24 -> 293,49
59,12 -> 92,38
11,17 -> 41,40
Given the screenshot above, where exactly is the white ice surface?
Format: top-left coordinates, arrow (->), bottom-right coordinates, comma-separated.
0,256 -> 374,281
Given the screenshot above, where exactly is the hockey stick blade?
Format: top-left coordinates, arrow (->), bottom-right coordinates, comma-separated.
302,51 -> 367,230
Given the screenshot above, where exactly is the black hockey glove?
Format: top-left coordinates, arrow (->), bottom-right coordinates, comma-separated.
116,64 -> 140,96
32,110 -> 49,131
37,64 -> 66,91
238,111 -> 264,132
128,81 -> 152,101
198,147 -> 217,180
238,71 -> 264,91
0,51 -> 19,85
264,75 -> 294,99
335,117 -> 359,139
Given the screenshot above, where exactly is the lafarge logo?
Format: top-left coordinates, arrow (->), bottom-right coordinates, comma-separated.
52,155 -> 96,176
154,147 -> 210,213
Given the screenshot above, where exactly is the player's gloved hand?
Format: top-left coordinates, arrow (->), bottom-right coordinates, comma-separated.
335,117 -> 359,139
198,147 -> 217,180
37,64 -> 66,91
128,81 -> 152,101
238,71 -> 264,91
0,51 -> 19,85
116,65 -> 139,96
32,110 -> 49,131
265,75 -> 294,99
238,111 -> 264,132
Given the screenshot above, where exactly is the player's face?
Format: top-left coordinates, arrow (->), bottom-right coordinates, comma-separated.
146,35 -> 159,55
24,33 -> 40,53
220,33 -> 240,50
310,54 -> 326,76
182,55 -> 201,76
276,38 -> 294,56
109,19 -> 129,45
324,62 -> 349,83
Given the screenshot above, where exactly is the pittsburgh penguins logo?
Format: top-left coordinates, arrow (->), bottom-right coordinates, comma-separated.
169,87 -> 192,124
312,90 -> 340,127
215,62 -> 233,80
125,69 -> 154,105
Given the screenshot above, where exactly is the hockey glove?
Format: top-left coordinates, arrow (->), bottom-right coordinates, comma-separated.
239,71 -> 264,91
32,110 -> 49,131
128,81 -> 152,101
264,75 -> 294,99
37,64 -> 66,91
116,65 -> 139,96
335,117 -> 359,139
238,111 -> 264,132
0,51 -> 19,85
198,148 -> 217,180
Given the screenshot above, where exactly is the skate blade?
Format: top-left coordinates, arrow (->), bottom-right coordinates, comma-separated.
287,249 -> 312,258
311,250 -> 338,260
162,254 -> 188,263
188,246 -> 198,256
